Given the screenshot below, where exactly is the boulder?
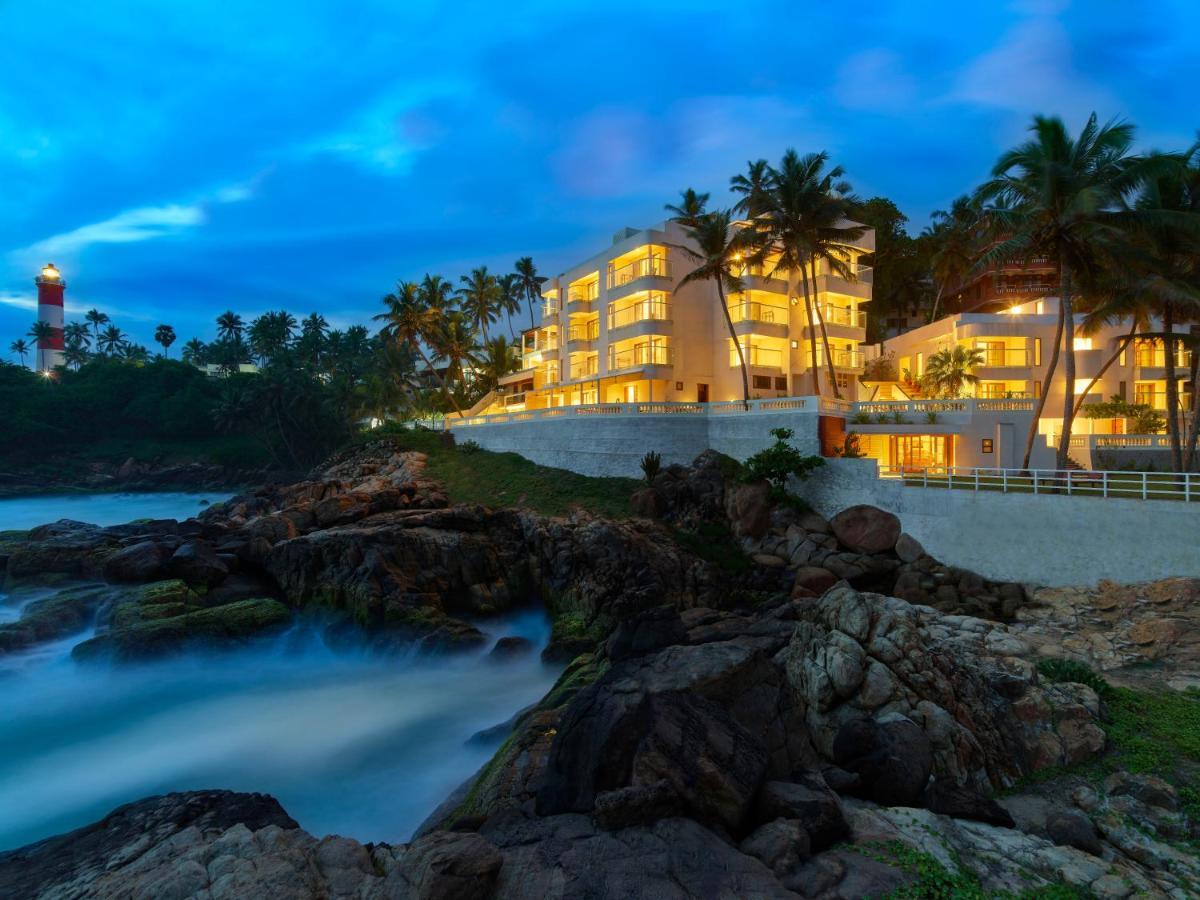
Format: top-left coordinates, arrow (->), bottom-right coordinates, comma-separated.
72,597 -> 291,662
725,480 -> 772,539
792,566 -> 839,596
753,777 -> 847,852
832,716 -> 932,807
385,831 -> 502,900
922,780 -> 1015,827
739,818 -> 811,875
166,540 -> 228,587
488,635 -> 534,660
102,541 -> 167,583
0,585 -> 112,654
1046,809 -> 1104,856
829,505 -> 901,555
894,532 -> 925,563
628,487 -> 666,519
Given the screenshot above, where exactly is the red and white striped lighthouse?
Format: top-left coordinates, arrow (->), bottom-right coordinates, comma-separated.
34,263 -> 65,372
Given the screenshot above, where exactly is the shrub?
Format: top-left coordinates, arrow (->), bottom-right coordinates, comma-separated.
1080,395 -> 1166,434
836,432 -> 865,459
743,427 -> 824,492
1036,658 -> 1112,697
458,439 -> 482,454
640,450 -> 662,482
924,410 -> 940,425
851,411 -> 872,425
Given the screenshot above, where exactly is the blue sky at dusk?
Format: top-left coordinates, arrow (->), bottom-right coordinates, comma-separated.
2,0 -> 1197,352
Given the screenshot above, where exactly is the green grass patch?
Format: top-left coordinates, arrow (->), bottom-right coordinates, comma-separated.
363,427 -> 641,518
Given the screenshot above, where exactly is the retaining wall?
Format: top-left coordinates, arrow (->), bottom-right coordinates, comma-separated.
795,458 -> 1200,587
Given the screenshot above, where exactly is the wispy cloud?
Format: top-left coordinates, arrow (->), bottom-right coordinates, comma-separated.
22,205 -> 206,259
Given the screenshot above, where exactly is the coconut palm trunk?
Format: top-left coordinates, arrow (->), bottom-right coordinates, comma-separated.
1022,297 -> 1065,470
796,269 -> 821,395
717,278 -> 751,410
1054,266 -> 1077,470
416,343 -> 464,418
1071,322 -> 1139,418
1182,329 -> 1200,471
1163,302 -> 1183,472
809,254 -> 843,399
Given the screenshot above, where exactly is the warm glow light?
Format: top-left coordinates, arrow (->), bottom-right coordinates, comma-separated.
1008,304 -> 1022,314
41,263 -> 61,280
41,370 -> 54,378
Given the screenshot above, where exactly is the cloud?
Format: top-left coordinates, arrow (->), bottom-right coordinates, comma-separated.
833,50 -> 919,112
949,11 -> 1114,116
20,205 -> 206,259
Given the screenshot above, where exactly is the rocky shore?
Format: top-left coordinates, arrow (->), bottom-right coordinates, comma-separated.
1,439 -> 1198,898
0,456 -> 279,498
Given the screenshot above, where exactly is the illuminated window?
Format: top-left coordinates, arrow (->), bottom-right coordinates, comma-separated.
981,438 -> 994,454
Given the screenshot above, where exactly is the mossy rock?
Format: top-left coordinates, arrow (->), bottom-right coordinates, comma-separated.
107,579 -> 204,629
72,597 -> 292,663
0,584 -> 113,654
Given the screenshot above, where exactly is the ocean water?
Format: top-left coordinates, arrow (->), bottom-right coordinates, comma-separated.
0,491 -> 233,531
0,496 -> 560,852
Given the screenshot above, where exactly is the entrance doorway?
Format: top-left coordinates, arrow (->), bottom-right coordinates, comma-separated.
697,383 -> 709,403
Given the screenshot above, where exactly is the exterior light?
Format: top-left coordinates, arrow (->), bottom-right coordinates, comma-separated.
1009,304 -> 1021,314
790,296 -> 799,306
790,340 -> 799,349
42,369 -> 54,378
41,263 -> 61,280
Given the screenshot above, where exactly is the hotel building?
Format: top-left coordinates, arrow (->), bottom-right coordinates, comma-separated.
470,219 -> 875,415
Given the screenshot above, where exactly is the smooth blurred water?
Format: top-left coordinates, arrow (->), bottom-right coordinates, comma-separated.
0,491 -> 233,531
0,611 -> 558,851
0,494 -> 560,852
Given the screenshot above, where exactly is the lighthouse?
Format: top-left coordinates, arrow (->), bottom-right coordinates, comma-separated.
34,263 -> 65,372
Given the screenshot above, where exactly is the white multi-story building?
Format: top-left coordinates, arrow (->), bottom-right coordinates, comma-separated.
472,219 -> 874,415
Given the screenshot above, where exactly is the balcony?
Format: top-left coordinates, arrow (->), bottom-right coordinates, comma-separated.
1134,349 -> 1191,369
814,263 -> 872,298
609,295 -> 671,333
728,300 -> 788,326
609,342 -> 672,372
732,344 -> 784,369
993,282 -> 1055,295
566,321 -> 600,352
973,347 -> 1029,367
607,254 -> 670,293
831,348 -> 865,370
569,356 -> 600,380
566,284 -> 599,314
502,392 -> 527,408
816,304 -> 866,329
541,300 -> 560,318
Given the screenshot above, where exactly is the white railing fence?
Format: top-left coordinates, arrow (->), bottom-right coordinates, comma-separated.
880,464 -> 1200,502
447,397 -> 832,428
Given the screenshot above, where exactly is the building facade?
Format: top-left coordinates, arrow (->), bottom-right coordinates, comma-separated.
472,220 -> 875,415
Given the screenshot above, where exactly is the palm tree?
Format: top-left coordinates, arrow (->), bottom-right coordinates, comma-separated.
28,321 -> 53,370
513,257 -> 547,331
924,196 -> 984,321
667,199 -> 757,408
497,274 -> 524,340
63,342 -> 89,370
477,336 -> 522,392
419,274 -> 456,314
121,343 -> 150,364
84,309 -> 109,347
457,267 -> 501,342
215,310 -> 244,343
979,113 -> 1161,469
374,281 -> 465,417
97,324 -> 126,356
1114,149 -> 1200,471
666,187 -> 713,227
9,338 -> 29,368
63,322 -> 91,352
154,324 -> 176,358
739,151 -> 866,398
921,346 -> 985,398
248,311 -> 296,366
430,310 -> 480,394
181,338 -> 208,366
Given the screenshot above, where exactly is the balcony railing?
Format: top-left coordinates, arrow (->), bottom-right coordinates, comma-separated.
567,284 -> 599,305
609,296 -> 671,330
541,301 -> 559,318
974,347 -> 1029,367
567,322 -> 600,343
995,282 -> 1055,295
522,335 -> 559,354
728,300 -> 787,325
733,345 -> 784,368
831,349 -> 864,369
502,392 -> 526,407
608,255 -> 669,286
609,342 -> 672,371
815,304 -> 866,328
569,357 -> 599,380
1002,255 -> 1052,267
880,464 -> 1200,503
1134,349 -> 1192,368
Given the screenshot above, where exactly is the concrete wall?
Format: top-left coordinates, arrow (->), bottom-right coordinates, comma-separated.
795,458 -> 1200,587
454,408 -> 821,478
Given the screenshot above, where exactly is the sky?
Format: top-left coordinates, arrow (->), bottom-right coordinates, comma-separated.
1,0 -> 1197,353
